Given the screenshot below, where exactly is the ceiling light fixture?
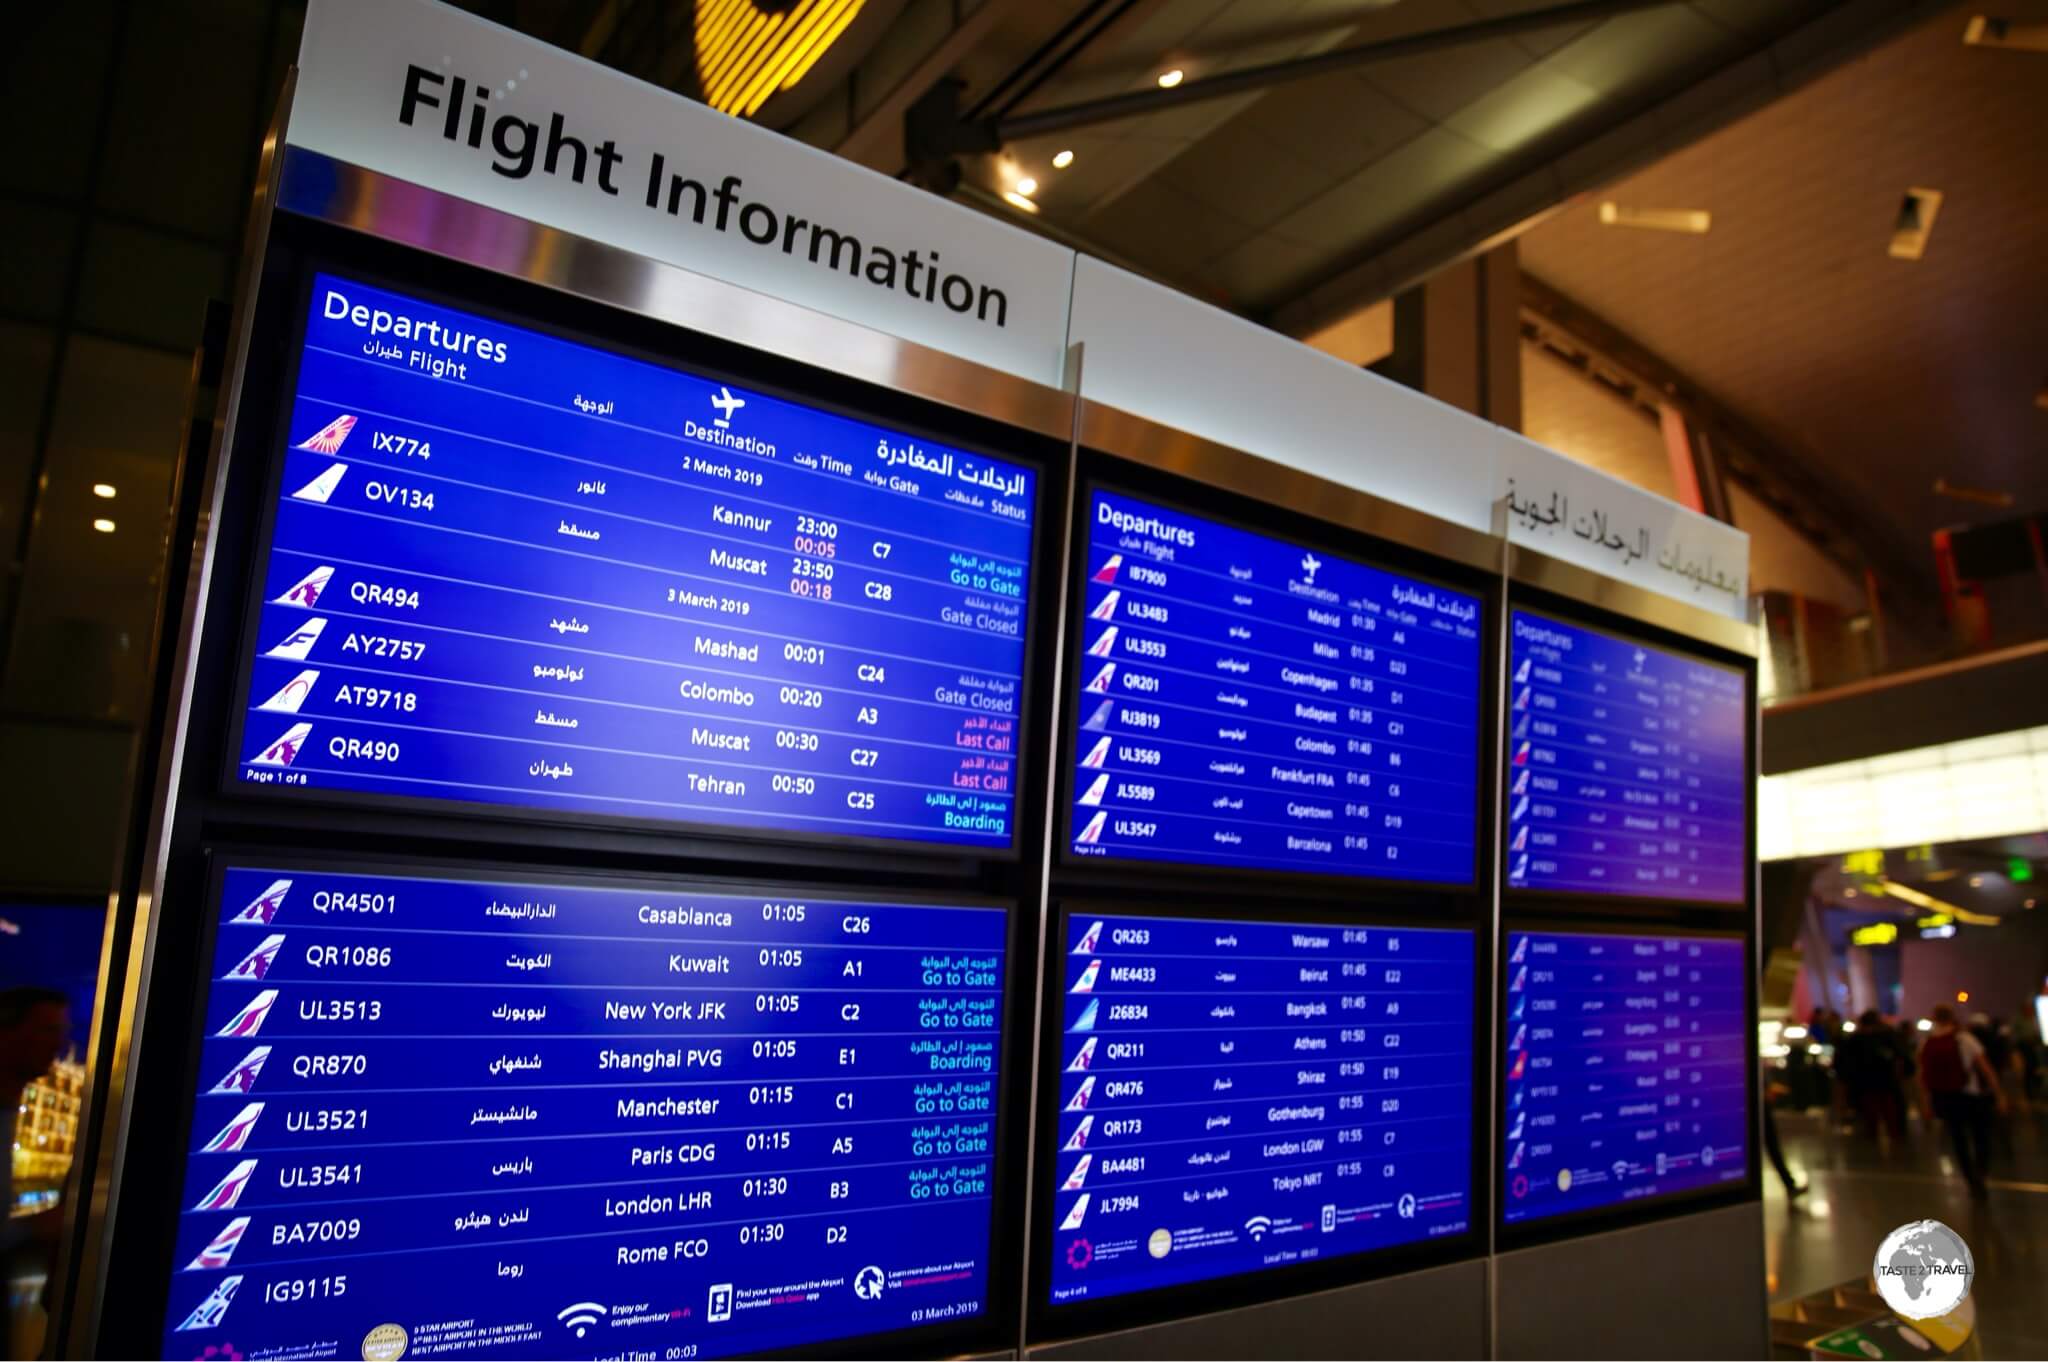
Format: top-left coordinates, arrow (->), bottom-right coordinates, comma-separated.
1964,15 -> 2048,51
1157,68 -> 1184,89
1888,187 -> 1943,259
92,518 -> 116,534
92,483 -> 116,499
1597,202 -> 1710,234
1052,149 -> 1074,169
1001,190 -> 1040,215
1015,176 -> 1037,196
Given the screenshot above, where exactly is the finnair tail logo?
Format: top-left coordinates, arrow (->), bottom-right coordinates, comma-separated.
1062,1154 -> 1092,1190
1059,1194 -> 1090,1230
1069,999 -> 1097,1034
1301,552 -> 1322,584
710,387 -> 746,428
208,1044 -> 273,1090
174,1275 -> 244,1331
1092,555 -> 1121,584
226,934 -> 286,982
1075,810 -> 1107,845
1071,960 -> 1100,994
296,414 -> 357,453
1068,1038 -> 1097,1072
202,1103 -> 265,1153
1085,663 -> 1116,694
1080,736 -> 1111,769
257,670 -> 319,714
1063,1115 -> 1093,1150
1081,700 -> 1113,732
230,879 -> 292,924
193,1159 -> 259,1212
1073,921 -> 1103,955
215,990 -> 278,1039
186,1216 -> 251,1270
1089,591 -> 1120,622
265,616 -> 326,660
292,462 -> 348,503
274,565 -> 334,608
1087,627 -> 1118,658
253,723 -> 310,768
1077,774 -> 1109,807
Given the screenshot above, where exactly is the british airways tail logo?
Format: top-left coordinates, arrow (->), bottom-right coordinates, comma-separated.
256,670 -> 318,715
1063,1115 -> 1093,1150
274,565 -> 334,608
1061,1154 -> 1092,1190
192,1159 -> 259,1212
174,1275 -> 244,1331
1077,774 -> 1109,807
264,616 -> 326,660
710,387 -> 746,428
229,879 -> 292,924
252,723 -> 310,768
296,414 -> 357,454
208,1043 -> 273,1090
1091,554 -> 1122,585
186,1216 -> 251,1270
201,1103 -> 265,1153
215,992 -> 278,1040
225,935 -> 286,982
291,462 -> 348,503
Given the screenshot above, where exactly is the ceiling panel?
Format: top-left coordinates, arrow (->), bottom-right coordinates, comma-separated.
1266,125 -> 1495,255
1361,34 -> 1537,122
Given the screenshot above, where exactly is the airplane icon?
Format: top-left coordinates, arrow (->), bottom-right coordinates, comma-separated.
1300,552 -> 1322,584
710,387 -> 746,428
1059,1194 -> 1091,1230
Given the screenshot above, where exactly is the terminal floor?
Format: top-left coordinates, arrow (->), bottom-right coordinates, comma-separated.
1764,1105 -> 2048,1359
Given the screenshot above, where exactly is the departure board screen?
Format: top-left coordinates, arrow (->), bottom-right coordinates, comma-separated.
235,274 -> 1035,852
1067,490 -> 1483,883
1501,930 -> 1748,1226
1045,912 -> 1473,1306
162,864 -> 1007,1359
1505,611 -> 1746,902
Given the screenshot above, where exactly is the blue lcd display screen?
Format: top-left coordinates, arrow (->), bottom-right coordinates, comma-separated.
234,273 -> 1035,852
1505,610 -> 1746,902
162,864 -> 1007,1359
1501,930 -> 1748,1225
1045,912 -> 1473,1306
1067,490 -> 1483,883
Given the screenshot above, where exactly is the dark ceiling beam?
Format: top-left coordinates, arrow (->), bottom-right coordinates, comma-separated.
1519,271 -> 1942,632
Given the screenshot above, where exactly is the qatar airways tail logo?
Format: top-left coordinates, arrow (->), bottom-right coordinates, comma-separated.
1067,1038 -> 1097,1072
252,723 -> 310,768
174,1275 -> 244,1331
186,1217 -> 251,1270
291,463 -> 348,504
192,1159 -> 259,1212
264,616 -> 326,660
296,414 -> 357,454
273,565 -> 334,608
257,670 -> 318,715
229,879 -> 292,924
1064,1077 -> 1094,1112
1084,663 -> 1116,694
215,992 -> 278,1040
1088,591 -> 1121,622
1091,555 -> 1122,584
1063,1115 -> 1093,1150
710,387 -> 746,428
208,1044 -> 273,1090
1072,920 -> 1103,955
202,1103 -> 265,1153
226,935 -> 286,982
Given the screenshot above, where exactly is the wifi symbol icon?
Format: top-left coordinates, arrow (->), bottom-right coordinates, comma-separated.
557,1302 -> 607,1338
1243,1216 -> 1273,1241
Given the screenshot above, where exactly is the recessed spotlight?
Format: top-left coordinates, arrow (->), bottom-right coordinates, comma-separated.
92,483 -> 116,499
1597,202 -> 1711,234
1015,176 -> 1037,196
1157,68 -> 1184,89
1052,149 -> 1074,169
92,518 -> 116,534
1889,187 -> 1943,259
1001,190 -> 1040,215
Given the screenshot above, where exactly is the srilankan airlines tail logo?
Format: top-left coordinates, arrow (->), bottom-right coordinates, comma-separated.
1061,1154 -> 1092,1190
201,1103 -> 265,1153
252,723 -> 310,768
1075,810 -> 1107,845
1070,960 -> 1100,994
1077,774 -> 1109,807
1092,555 -> 1121,584
1067,1038 -> 1097,1072
1073,921 -> 1103,955
1086,627 -> 1118,658
229,879 -> 291,924
710,387 -> 746,428
1088,591 -> 1120,622
265,616 -> 326,660
1063,1115 -> 1092,1150
215,991 -> 278,1040
192,1159 -> 259,1212
174,1275 -> 244,1331
208,1044 -> 273,1090
186,1216 -> 251,1270
291,463 -> 348,503
1080,736 -> 1111,769
296,414 -> 357,454
225,935 -> 286,982
273,565 -> 333,608
257,670 -> 318,715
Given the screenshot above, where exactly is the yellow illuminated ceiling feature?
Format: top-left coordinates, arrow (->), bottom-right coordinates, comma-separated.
695,0 -> 866,119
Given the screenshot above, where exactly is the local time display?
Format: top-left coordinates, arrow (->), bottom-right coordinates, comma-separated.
1505,611 -> 1746,902
236,274 -> 1035,851
1067,491 -> 1482,883
1046,913 -> 1473,1306
162,865 -> 1007,1359
1501,930 -> 1748,1225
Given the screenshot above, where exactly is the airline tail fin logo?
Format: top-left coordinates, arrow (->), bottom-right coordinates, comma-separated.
273,565 -> 333,608
291,462 -> 348,504
1071,960 -> 1100,994
226,935 -> 286,982
1513,658 -> 1531,684
1514,686 -> 1532,711
1507,1141 -> 1524,1170
264,617 -> 326,660
1512,741 -> 1530,767
1510,795 -> 1529,822
1091,555 -> 1122,584
215,989 -> 278,1038
1509,965 -> 1527,994
1506,1113 -> 1524,1141
174,1275 -> 244,1331
1063,1115 -> 1093,1150
1512,715 -> 1529,740
1062,1154 -> 1093,1190
1509,1024 -> 1527,1051
1080,736 -> 1111,769
296,414 -> 356,454
256,671 -> 318,715
1065,1077 -> 1095,1112
1075,811 -> 1107,845
1073,920 -> 1103,955
1070,999 -> 1098,1034
1510,937 -> 1528,964
1081,700 -> 1114,732
202,1103 -> 265,1153
252,723 -> 310,768
1068,1037 -> 1097,1072
1512,769 -> 1530,796
193,1159 -> 259,1212
230,879 -> 292,924
186,1217 -> 251,1270
208,1044 -> 273,1090
1088,591 -> 1121,622
1085,663 -> 1116,693
1059,1194 -> 1090,1230
1087,627 -> 1119,658
1511,826 -> 1528,852
1077,774 -> 1109,807
1511,853 -> 1529,881
1508,1051 -> 1527,1081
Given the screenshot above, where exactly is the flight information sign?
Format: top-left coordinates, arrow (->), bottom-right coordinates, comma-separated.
1045,912 -> 1473,1306
1505,611 -> 1746,902
161,864 -> 1007,1359
1501,930 -> 1748,1226
1067,490 -> 1483,883
235,273 -> 1036,852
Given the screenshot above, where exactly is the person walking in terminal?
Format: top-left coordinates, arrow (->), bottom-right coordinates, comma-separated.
1837,1010 -> 1910,1148
2,988 -> 72,1351
1918,1004 -> 2007,1199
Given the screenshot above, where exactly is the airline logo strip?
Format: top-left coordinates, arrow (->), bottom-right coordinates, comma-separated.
235,272 -> 1039,854
1046,913 -> 1474,1307
1069,490 -> 1483,883
161,863 -> 1012,1359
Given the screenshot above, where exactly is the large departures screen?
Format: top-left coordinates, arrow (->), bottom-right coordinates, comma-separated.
161,863 -> 1008,1359
1504,610 -> 1746,903
234,273 -> 1035,852
1501,929 -> 1748,1227
1045,911 -> 1473,1307
1067,490 -> 1483,884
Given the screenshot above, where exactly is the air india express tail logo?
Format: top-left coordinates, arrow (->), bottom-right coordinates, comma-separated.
297,414 -> 357,454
